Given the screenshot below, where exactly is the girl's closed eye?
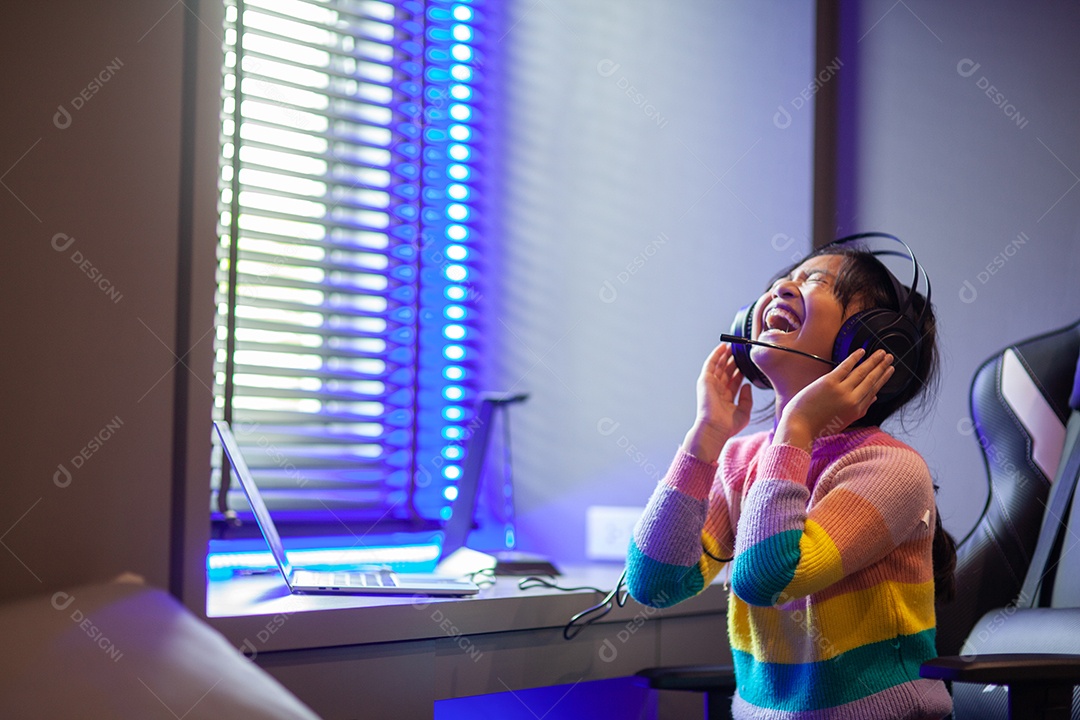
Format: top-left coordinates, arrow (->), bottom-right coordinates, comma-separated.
768,269 -> 830,293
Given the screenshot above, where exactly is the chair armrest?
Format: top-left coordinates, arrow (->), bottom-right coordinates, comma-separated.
921,654 -> 1080,684
635,664 -> 737,692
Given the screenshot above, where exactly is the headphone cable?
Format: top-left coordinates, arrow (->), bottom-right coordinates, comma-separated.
517,571 -> 629,640
519,543 -> 732,641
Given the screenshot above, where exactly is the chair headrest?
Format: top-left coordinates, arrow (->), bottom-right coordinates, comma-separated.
1009,318 -> 1080,421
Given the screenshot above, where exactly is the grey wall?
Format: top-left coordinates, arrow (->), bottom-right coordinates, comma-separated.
833,2 -> 1080,540
491,0 -> 816,563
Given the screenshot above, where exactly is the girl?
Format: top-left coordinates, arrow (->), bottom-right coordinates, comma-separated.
626,242 -> 955,719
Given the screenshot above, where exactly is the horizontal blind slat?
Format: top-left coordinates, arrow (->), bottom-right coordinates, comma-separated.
226,247 -> 396,276
230,137 -> 396,174
214,294 -> 401,321
224,204 -> 397,237
239,46 -> 396,88
226,271 -> 399,297
216,225 -> 395,253
230,182 -> 393,216
234,23 -> 400,67
221,338 -> 409,361
237,69 -> 398,115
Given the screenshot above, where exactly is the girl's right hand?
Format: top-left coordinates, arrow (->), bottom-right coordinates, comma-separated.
681,343 -> 753,463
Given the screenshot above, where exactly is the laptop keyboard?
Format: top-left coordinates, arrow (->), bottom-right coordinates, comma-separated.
331,571 -> 398,588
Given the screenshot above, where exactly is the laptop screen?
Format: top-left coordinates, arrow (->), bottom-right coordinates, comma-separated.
214,421 -> 295,583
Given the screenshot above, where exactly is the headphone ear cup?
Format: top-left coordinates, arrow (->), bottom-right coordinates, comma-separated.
833,309 -> 919,400
730,301 -> 772,390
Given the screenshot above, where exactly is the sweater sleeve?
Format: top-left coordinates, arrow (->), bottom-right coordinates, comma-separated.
730,440 -> 933,607
626,449 -> 735,608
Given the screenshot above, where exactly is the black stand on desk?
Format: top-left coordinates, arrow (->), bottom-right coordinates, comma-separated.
453,392 -> 560,576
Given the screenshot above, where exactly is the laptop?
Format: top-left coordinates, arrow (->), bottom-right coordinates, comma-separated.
214,420 -> 480,597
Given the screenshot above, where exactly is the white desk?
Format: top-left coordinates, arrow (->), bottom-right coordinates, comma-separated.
207,565 -> 730,719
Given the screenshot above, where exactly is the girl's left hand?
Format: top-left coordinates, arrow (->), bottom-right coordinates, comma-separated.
775,348 -> 895,453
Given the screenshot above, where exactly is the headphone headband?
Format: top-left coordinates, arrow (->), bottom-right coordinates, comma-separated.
821,232 -> 930,335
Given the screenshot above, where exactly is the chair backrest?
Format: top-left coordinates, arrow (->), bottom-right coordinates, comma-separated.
1044,346 -> 1080,609
935,318 -> 1080,656
1050,425 -> 1080,607
949,320 -> 1080,719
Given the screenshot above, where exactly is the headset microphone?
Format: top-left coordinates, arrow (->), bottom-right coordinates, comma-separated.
719,334 -> 838,368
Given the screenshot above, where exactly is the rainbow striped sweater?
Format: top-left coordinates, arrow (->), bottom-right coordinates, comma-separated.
627,427 -> 952,720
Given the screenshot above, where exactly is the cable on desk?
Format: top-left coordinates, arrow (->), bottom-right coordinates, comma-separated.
516,576 -> 605,594
562,568 -> 629,640
516,569 -> 629,640
466,567 -> 497,588
519,543 -> 730,641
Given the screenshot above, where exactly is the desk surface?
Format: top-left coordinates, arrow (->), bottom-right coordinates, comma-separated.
207,564 -> 729,653
206,564 -> 731,719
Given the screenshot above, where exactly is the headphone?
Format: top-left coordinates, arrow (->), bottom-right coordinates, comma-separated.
727,232 -> 931,403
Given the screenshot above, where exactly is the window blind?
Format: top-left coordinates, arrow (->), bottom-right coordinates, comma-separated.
213,0 -> 484,535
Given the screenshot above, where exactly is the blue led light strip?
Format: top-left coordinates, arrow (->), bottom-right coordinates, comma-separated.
413,0 -> 485,524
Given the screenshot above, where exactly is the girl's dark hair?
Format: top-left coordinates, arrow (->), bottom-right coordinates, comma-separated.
770,245 -> 956,601
765,245 -> 939,426
932,498 -> 957,603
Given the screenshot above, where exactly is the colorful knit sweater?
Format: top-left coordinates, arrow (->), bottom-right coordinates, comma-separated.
627,427 -> 952,720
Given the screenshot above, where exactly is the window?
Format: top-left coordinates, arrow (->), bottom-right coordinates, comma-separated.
212,0 -> 485,546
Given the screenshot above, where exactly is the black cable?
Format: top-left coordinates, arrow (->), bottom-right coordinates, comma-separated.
702,546 -> 734,563
514,571 -> 628,640
467,567 -> 497,588
518,547 -> 731,640
563,569 -> 629,640
517,576 -> 606,594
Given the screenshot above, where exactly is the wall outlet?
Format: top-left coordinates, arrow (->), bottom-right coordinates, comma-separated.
586,506 -> 644,561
